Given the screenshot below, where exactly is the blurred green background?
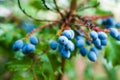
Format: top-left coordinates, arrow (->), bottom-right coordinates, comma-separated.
0,0 -> 120,80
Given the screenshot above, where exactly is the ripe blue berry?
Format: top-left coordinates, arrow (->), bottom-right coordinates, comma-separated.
50,40 -> 58,50
22,44 -> 35,54
65,40 -> 74,51
22,44 -> 28,54
90,31 -> 98,40
115,22 -> 120,28
77,29 -> 84,36
60,47 -> 71,58
58,36 -> 68,45
30,36 -> 38,45
101,39 -> 107,46
90,47 -> 98,56
76,39 -> 84,48
88,51 -> 97,62
69,30 -> 75,39
58,45 -> 64,52
93,38 -> 101,47
79,47 -> 88,56
86,39 -> 91,45
13,40 -> 23,51
116,34 -> 120,41
98,32 -> 107,40
76,35 -> 83,40
102,17 -> 115,28
62,30 -> 74,39
110,28 -> 119,38
96,45 -> 103,50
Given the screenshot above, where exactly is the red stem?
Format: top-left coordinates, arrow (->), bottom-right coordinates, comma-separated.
82,15 -> 112,20
93,27 -> 110,33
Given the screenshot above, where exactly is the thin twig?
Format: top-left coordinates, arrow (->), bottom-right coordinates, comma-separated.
26,59 -> 38,72
61,57 -> 65,73
74,25 -> 92,41
76,15 -> 97,29
18,0 -> 59,22
57,57 -> 66,80
82,15 -> 113,20
22,21 -> 60,40
53,0 -> 64,19
56,23 -> 66,36
41,0 -> 52,10
41,0 -> 57,13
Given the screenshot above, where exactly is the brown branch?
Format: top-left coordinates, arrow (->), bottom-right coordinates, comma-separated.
56,23 -> 66,36
18,0 -> 59,22
61,57 -> 65,73
73,25 -> 92,41
57,57 -> 66,80
76,15 -> 97,29
53,0 -> 64,19
70,0 -> 77,15
22,21 -> 60,40
26,54 -> 40,72
82,15 -> 113,20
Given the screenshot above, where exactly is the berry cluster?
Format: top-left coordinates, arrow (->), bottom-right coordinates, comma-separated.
50,29 -> 104,62
101,17 -> 120,41
90,31 -> 107,49
13,17 -> 120,62
50,30 -> 75,58
102,17 -> 120,29
49,17 -> 120,62
13,36 -> 38,54
102,17 -> 115,28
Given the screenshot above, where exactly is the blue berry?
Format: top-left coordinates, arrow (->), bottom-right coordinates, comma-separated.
22,44 -> 28,54
88,51 -> 97,62
77,29 -> 84,36
27,44 -> 35,52
101,39 -> 107,46
13,40 -> 23,51
65,40 -> 74,51
110,28 -> 119,38
76,39 -> 84,48
96,45 -> 103,50
76,35 -> 83,40
69,30 -> 75,39
98,32 -> 107,40
58,36 -> 68,45
79,47 -> 88,56
115,22 -> 120,28
30,36 -> 38,45
21,21 -> 35,33
86,39 -> 91,45
116,34 -> 120,41
60,47 -> 71,58
22,44 -> 35,54
58,45 -> 64,52
50,40 -> 58,50
93,38 -> 101,47
62,30 -> 74,39
90,31 -> 98,40
90,47 -> 98,56
102,17 -> 115,28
